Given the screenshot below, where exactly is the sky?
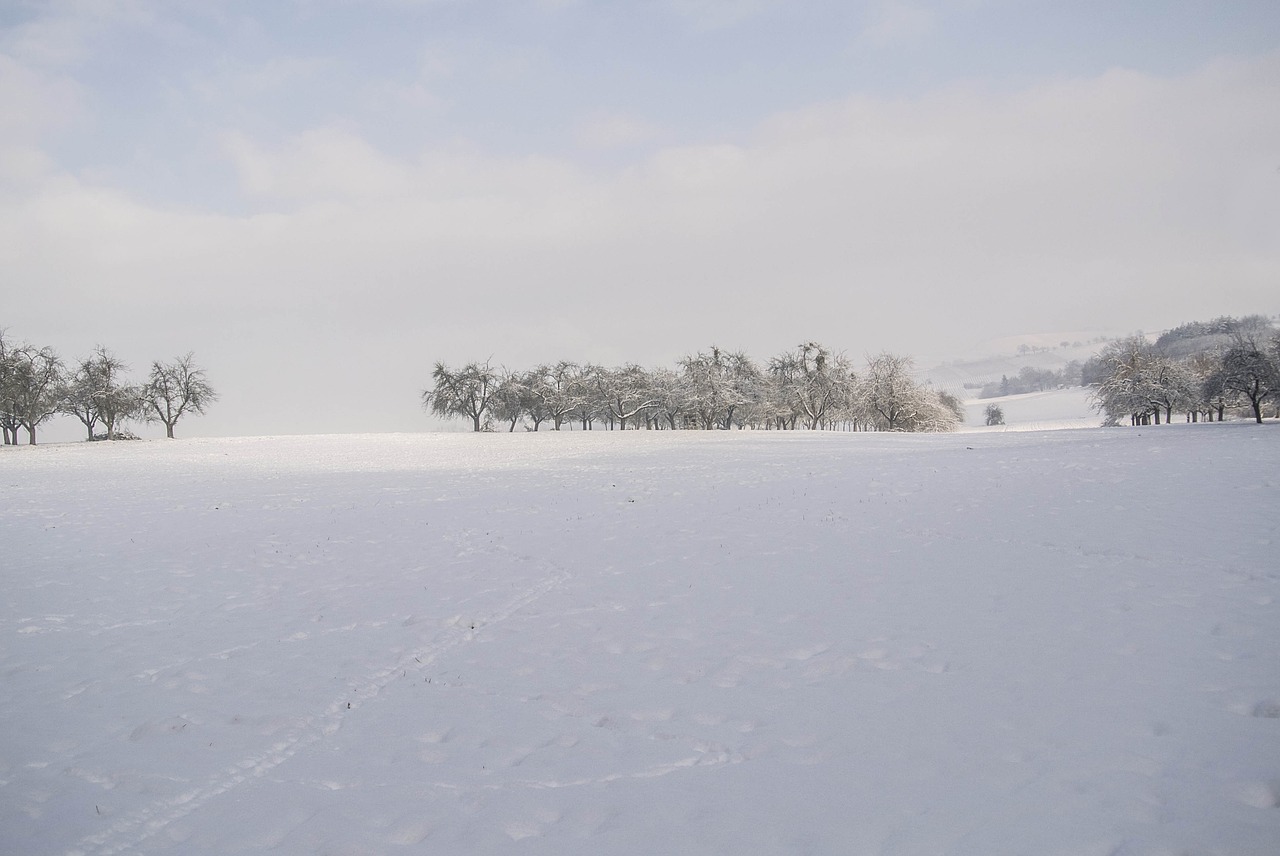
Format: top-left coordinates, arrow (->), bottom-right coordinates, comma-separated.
2,0 -> 1278,438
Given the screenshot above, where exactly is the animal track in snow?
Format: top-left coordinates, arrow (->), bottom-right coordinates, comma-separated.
65,545 -> 571,856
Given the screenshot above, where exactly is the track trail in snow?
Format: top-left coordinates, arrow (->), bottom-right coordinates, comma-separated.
64,537 -> 571,856
3,428 -> 1274,856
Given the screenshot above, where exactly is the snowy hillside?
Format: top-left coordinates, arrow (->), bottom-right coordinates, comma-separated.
3,429 -> 1278,855
921,335 -> 1110,391
962,386 -> 1098,431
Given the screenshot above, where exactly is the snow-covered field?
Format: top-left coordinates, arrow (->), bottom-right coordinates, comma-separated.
3,427 -> 1278,856
963,387 -> 1099,432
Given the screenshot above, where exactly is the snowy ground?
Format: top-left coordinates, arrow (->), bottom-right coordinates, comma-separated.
962,387 -> 1098,432
2,427 -> 1278,856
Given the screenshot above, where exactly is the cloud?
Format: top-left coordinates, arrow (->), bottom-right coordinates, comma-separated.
6,51 -> 1279,437
662,0 -> 781,30
0,53 -> 82,140
574,113 -> 663,150
1,0 -> 157,67
858,1 -> 937,48
0,53 -> 82,188
221,127 -> 412,200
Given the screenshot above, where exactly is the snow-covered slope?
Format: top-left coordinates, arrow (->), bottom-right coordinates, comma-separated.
3,428 -> 1278,855
963,386 -> 1098,431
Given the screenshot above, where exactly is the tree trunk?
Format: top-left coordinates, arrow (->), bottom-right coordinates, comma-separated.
166,421 -> 176,439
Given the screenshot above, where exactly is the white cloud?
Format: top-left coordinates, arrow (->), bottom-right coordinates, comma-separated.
0,53 -> 82,141
574,113 -> 663,149
0,53 -> 82,190
663,0 -> 780,30
221,127 -> 412,200
5,51 -> 1279,436
2,0 -> 156,67
858,1 -> 937,48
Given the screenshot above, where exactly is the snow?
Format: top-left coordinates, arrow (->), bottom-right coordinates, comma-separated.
3,427 -> 1278,855
963,386 -> 1099,432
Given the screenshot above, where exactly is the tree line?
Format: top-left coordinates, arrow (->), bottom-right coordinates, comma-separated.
423,344 -> 965,433
978,363 -> 1083,399
0,329 -> 217,445
1088,315 -> 1280,425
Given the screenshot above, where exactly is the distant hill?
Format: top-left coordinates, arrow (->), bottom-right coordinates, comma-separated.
922,313 -> 1279,393
1151,314 -> 1274,359
920,333 -> 1116,391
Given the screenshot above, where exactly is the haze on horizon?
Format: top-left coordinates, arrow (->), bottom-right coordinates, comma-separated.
2,1 -> 1278,438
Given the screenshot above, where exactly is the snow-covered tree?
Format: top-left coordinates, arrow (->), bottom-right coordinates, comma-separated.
1090,336 -> 1158,425
858,352 -> 928,431
62,346 -> 142,440
679,347 -> 761,430
594,365 -> 659,430
0,330 -> 20,445
768,342 -> 853,430
930,389 -> 966,432
487,370 -> 524,432
6,344 -> 65,444
142,353 -> 218,438
529,362 -> 585,431
645,366 -> 692,430
1143,355 -> 1197,425
567,364 -> 606,430
1203,339 -> 1280,424
422,360 -> 499,432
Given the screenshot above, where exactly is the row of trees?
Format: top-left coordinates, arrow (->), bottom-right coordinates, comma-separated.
978,363 -> 1083,399
0,331 -> 217,444
1089,323 -> 1280,426
423,344 -> 965,433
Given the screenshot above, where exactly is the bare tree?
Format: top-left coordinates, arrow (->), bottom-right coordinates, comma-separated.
490,369 -> 540,432
422,361 -> 499,432
1090,336 -> 1158,426
646,366 -> 692,430
594,365 -> 659,430
142,353 -> 218,438
569,364 -> 606,430
0,329 -> 20,445
768,342 -> 853,430
1203,338 -> 1279,424
62,346 -> 141,440
7,345 -> 65,444
680,347 -> 762,430
858,352 -> 936,431
529,362 -> 585,430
